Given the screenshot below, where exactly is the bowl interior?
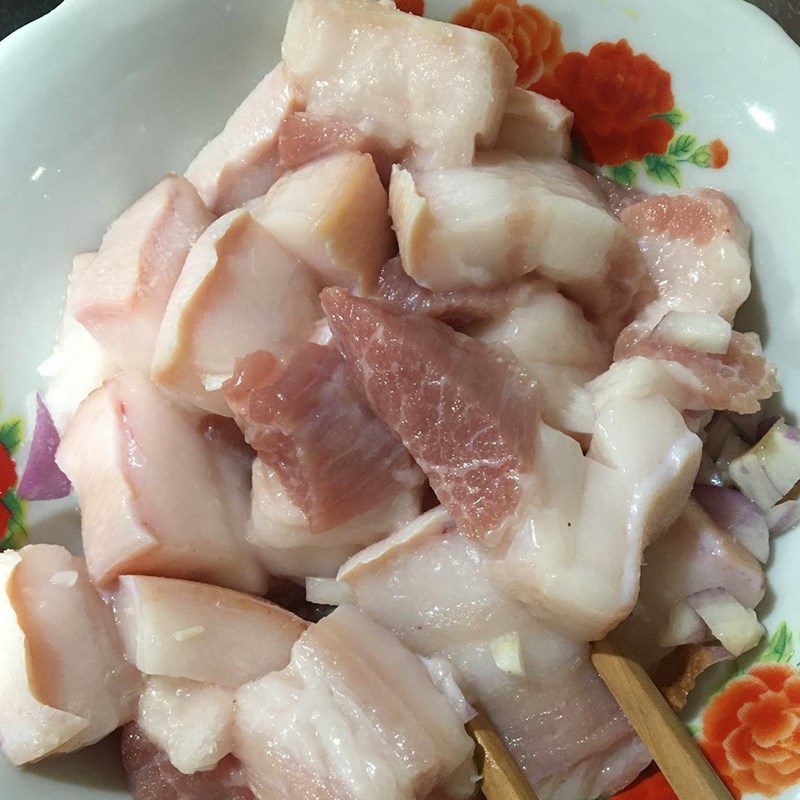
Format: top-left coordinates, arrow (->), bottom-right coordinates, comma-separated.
0,0 -> 798,797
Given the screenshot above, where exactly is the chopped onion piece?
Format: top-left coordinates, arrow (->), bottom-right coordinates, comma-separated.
201,373 -> 232,392
489,631 -> 525,677
687,588 -> 764,657
421,656 -> 476,724
767,499 -> 800,535
658,601 -> 709,648
305,577 -> 355,607
652,311 -> 732,354
17,394 -> 71,500
730,419 -> 800,510
692,485 -> 770,563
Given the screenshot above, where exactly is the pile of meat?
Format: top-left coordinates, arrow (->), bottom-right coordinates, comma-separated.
3,1 -> 797,799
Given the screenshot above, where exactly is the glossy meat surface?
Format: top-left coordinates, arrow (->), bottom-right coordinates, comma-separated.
0,545 -> 139,765
252,151 -> 394,292
390,154 -> 623,291
339,509 -> 649,799
113,575 -> 306,688
152,209 -> 320,415
56,372 -> 267,592
225,345 -> 424,534
122,723 -> 256,800
234,605 -> 475,800
69,175 -> 214,372
324,289 -> 541,547
282,0 -> 515,168
185,62 -> 301,214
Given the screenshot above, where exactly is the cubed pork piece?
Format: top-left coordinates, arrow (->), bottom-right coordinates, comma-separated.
338,509 -> 650,800
323,291 -> 702,639
375,260 -> 608,435
494,357 -> 703,639
619,190 -> 752,326
249,457 -> 422,578
251,152 -> 394,292
185,62 -> 301,215
138,677 -> 235,775
224,345 -> 424,537
39,252 -> 117,435
277,112 -> 395,182
112,575 -> 306,688
282,0 -> 516,169
390,153 -> 624,291
68,175 -> 214,372
323,289 -> 541,548
466,280 -> 611,435
151,209 -> 320,415
493,87 -> 573,159
121,723 -> 256,800
234,605 -> 476,800
0,545 -> 140,765
56,372 -> 267,593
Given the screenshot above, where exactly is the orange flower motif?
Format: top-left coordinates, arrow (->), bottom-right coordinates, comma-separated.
453,0 -> 564,87
710,138 -> 730,169
700,663 -> 800,798
537,39 -> 675,166
611,763 -> 677,800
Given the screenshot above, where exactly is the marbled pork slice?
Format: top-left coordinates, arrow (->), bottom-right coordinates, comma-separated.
224,344 -> 424,534
234,605 -> 475,800
615,329 -> 777,414
322,288 -> 541,546
282,0 -> 516,169
249,457 -> 422,579
338,509 -> 650,800
69,175 -> 214,372
185,62 -> 301,215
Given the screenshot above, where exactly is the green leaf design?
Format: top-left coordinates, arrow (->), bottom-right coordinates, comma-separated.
651,107 -> 686,127
607,162 -> 637,186
644,154 -> 682,187
757,621 -> 794,664
0,490 -> 27,551
690,144 -> 712,168
669,134 -> 697,158
0,417 -> 23,455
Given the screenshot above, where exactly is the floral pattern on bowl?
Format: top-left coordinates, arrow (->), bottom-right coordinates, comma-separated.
613,624 -> 800,799
0,399 -> 25,551
451,0 -> 730,186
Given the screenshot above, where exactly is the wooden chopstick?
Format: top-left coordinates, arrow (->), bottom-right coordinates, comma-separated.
466,709 -> 540,800
591,639 -> 734,800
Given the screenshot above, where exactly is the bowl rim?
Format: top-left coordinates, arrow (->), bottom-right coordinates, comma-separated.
2,0 -> 799,75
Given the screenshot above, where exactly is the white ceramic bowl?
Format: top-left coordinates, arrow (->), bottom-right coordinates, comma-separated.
0,0 -> 798,798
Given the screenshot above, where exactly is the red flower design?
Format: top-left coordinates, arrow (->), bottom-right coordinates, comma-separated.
453,0 -> 564,87
700,663 -> 800,798
537,39 -> 675,166
710,138 -> 729,169
611,763 -> 677,799
394,0 -> 424,14
0,501 -> 9,538
0,445 -> 16,497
